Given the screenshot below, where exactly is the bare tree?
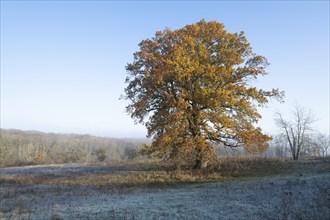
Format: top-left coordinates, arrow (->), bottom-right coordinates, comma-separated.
310,133 -> 330,157
270,134 -> 289,158
275,104 -> 315,160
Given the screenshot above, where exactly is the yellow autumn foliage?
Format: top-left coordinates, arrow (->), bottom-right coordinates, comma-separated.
124,20 -> 284,168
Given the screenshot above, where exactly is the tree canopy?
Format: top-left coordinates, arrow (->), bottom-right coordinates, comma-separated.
124,20 -> 284,168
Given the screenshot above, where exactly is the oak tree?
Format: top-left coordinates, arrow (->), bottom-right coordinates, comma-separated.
124,20 -> 284,168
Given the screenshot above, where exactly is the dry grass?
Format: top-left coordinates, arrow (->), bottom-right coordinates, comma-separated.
1,157 -> 328,219
212,156 -> 289,177
0,157 -> 290,190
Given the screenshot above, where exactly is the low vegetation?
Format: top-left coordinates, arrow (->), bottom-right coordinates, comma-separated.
0,157 -> 290,189
1,129 -> 328,219
1,157 -> 329,219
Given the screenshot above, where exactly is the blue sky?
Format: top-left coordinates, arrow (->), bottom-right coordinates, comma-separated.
1,1 -> 329,138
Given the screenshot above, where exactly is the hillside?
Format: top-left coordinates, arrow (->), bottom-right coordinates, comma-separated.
0,129 -> 148,168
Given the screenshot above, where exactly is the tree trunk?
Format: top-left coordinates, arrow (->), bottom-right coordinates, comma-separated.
193,159 -> 208,169
292,151 -> 299,160
193,159 -> 202,169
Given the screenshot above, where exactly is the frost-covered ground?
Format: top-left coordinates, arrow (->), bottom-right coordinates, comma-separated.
1,158 -> 329,220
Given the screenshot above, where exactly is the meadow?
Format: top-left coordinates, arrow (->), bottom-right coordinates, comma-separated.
1,157 -> 329,219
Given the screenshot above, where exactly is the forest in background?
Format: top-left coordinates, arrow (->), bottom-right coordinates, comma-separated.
0,129 -> 148,168
0,128 -> 328,168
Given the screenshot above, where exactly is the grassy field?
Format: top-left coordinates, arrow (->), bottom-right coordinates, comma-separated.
0,157 -> 329,219
0,157 -> 289,188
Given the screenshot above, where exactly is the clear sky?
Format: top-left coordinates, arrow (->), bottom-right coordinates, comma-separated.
1,1 -> 329,138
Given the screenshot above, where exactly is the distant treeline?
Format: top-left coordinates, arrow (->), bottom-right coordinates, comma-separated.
1,129 -> 328,168
0,129 -> 148,167
0,128 -> 257,168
